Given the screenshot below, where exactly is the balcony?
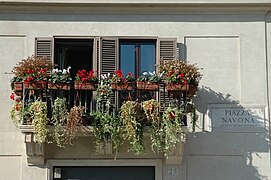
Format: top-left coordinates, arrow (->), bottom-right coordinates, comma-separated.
11,80 -> 196,165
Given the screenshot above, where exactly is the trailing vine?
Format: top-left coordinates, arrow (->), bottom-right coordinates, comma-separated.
10,101 -> 22,127
91,80 -> 123,157
51,97 -> 69,148
120,100 -> 145,155
29,100 -> 48,144
160,106 -> 183,157
142,99 -> 163,153
65,105 -> 84,145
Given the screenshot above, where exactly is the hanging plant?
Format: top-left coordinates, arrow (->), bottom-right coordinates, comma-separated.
9,92 -> 22,127
65,105 -> 84,145
120,100 -> 145,155
91,79 -> 123,157
142,99 -> 162,153
160,106 -> 183,157
29,100 -> 48,144
51,97 -> 69,148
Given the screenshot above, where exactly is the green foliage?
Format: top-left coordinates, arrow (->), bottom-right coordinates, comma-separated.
49,67 -> 72,83
29,101 -> 48,144
142,99 -> 161,153
120,101 -> 145,155
137,71 -> 161,83
65,105 -> 84,145
160,106 -> 183,157
91,80 -> 123,157
10,101 -> 22,127
51,97 -> 69,148
10,76 -> 23,90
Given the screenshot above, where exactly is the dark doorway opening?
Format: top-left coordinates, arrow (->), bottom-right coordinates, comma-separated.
53,39 -> 94,115
53,166 -> 155,180
54,39 -> 93,78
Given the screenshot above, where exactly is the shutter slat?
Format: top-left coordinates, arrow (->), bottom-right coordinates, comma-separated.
35,38 -> 52,59
100,38 -> 118,107
158,38 -> 177,111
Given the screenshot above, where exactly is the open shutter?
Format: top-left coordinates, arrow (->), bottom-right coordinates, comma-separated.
158,38 -> 177,111
99,37 -> 119,108
35,37 -> 53,60
35,37 -> 53,78
93,37 -> 100,72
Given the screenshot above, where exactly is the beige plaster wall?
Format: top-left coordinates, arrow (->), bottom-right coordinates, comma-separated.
0,4 -> 270,180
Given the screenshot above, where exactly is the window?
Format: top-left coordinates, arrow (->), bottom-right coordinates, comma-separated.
35,37 -> 177,111
118,40 -> 156,104
120,40 -> 156,77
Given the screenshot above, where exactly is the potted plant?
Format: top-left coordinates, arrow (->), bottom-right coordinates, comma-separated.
111,70 -> 135,91
159,60 -> 202,95
136,71 -> 161,91
48,67 -> 72,90
12,56 -> 53,90
120,100 -> 146,155
74,69 -> 98,90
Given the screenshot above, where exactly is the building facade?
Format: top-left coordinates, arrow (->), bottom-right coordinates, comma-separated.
0,0 -> 271,180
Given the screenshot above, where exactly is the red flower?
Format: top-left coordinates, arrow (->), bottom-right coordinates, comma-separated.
81,77 -> 87,82
114,70 -> 123,79
39,68 -> 47,74
25,69 -> 32,75
24,77 -> 34,83
10,92 -> 15,100
169,111 -> 176,119
169,70 -> 175,75
180,73 -> 185,77
15,103 -> 21,111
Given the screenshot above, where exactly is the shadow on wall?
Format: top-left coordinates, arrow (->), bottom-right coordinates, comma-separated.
186,85 -> 270,180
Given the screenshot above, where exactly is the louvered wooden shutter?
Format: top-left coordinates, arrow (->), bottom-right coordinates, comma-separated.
99,37 -> 118,108
35,37 -> 53,78
158,38 -> 177,111
93,37 -> 100,72
35,38 -> 53,60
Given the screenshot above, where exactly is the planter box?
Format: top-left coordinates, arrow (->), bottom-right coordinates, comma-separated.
48,82 -> 71,90
14,82 -> 23,91
24,81 -> 46,90
74,81 -> 97,90
136,81 -> 159,91
166,83 -> 189,91
111,82 -> 133,91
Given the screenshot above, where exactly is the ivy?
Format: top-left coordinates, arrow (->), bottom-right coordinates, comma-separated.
120,101 -> 145,155
29,101 -> 48,144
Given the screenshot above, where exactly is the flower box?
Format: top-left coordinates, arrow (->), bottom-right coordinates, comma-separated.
166,83 -> 189,91
74,81 -> 97,90
14,82 -> 23,92
111,82 -> 133,91
136,81 -> 159,91
24,81 -> 46,90
48,82 -> 71,90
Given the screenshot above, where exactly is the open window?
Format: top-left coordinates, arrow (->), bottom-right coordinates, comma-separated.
35,36 -> 177,111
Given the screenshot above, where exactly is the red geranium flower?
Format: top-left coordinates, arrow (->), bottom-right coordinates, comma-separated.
10,92 -> 15,100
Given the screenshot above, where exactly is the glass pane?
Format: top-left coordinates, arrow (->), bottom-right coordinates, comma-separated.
120,43 -> 136,75
140,43 -> 155,74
